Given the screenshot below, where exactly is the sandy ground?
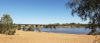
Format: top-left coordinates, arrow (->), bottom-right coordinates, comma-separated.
0,30 -> 100,43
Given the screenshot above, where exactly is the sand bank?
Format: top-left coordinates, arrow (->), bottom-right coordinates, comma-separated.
0,30 -> 99,43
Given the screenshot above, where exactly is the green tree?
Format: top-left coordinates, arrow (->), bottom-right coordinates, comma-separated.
67,0 -> 100,35
0,14 -> 16,35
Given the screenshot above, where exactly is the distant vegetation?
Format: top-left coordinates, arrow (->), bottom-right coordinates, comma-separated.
0,14 -> 16,35
44,23 -> 87,28
16,24 -> 42,32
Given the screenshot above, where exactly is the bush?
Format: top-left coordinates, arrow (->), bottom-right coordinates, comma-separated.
0,14 -> 16,35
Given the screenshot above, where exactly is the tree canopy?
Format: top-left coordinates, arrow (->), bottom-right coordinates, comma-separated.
67,0 -> 100,35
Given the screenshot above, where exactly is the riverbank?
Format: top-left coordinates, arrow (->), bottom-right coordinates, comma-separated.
0,30 -> 99,43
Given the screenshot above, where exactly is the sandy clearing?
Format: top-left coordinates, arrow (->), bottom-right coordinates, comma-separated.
0,30 -> 99,43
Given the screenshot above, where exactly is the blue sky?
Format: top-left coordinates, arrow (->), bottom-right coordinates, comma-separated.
0,0 -> 89,24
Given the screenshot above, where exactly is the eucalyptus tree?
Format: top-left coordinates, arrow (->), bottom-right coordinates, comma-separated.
0,14 -> 16,35
67,0 -> 100,35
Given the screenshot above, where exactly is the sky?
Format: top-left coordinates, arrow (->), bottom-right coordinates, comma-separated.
0,0 -> 89,24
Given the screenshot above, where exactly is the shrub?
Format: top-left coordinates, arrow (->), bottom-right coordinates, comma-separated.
0,14 -> 16,35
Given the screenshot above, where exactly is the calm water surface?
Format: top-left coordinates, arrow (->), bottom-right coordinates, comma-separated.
41,28 -> 91,34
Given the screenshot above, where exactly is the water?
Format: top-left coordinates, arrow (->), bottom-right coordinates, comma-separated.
41,28 -> 91,34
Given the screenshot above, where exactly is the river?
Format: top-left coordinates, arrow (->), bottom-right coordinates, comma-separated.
41,28 -> 91,34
